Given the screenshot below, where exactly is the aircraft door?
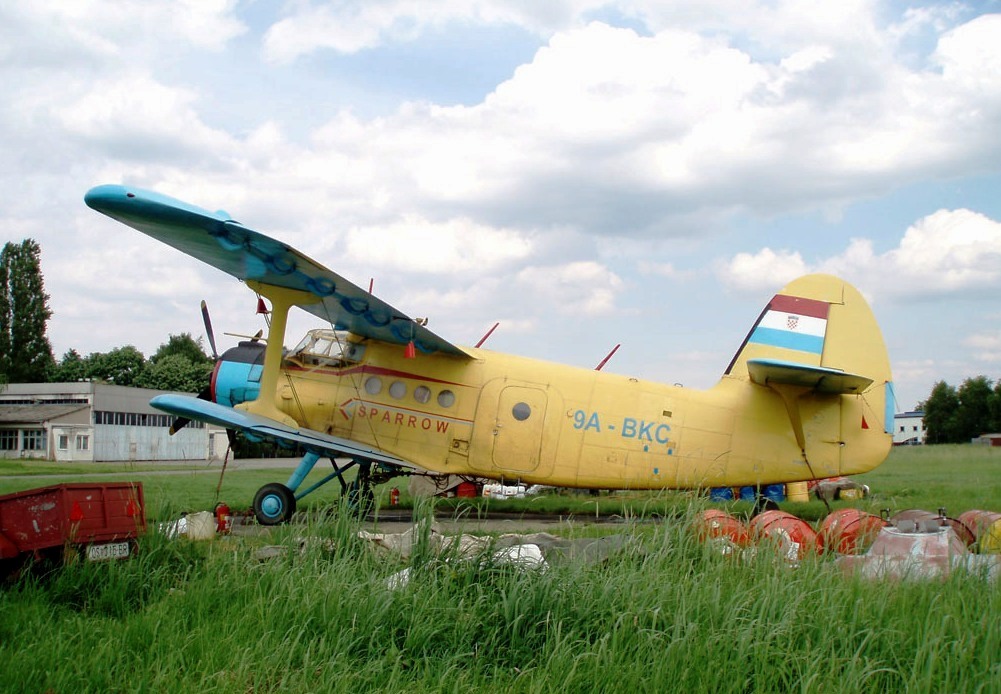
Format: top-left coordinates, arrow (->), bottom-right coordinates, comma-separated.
492,386 -> 548,473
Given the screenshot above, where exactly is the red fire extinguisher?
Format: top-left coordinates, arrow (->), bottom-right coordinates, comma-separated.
214,502 -> 231,534
389,488 -> 400,506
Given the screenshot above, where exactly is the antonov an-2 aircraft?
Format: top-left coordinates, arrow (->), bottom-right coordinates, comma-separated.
85,184 -> 894,524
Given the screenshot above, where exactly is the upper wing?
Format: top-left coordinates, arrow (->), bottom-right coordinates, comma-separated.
85,184 -> 471,358
152,394 -> 414,467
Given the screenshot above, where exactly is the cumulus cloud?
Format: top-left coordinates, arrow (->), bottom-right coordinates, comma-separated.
717,209 -> 1001,297
516,261 -> 624,315
342,215 -> 534,274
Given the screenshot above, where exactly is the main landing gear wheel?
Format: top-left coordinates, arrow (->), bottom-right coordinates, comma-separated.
253,483 -> 296,525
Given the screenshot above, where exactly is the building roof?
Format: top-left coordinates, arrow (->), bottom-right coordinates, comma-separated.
0,404 -> 89,424
895,411 -> 924,419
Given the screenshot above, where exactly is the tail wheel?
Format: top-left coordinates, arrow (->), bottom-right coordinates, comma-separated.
253,483 -> 296,525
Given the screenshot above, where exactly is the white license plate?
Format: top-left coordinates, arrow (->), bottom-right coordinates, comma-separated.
86,541 -> 131,561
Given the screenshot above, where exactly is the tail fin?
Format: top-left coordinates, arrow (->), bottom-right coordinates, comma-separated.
726,274 -> 894,476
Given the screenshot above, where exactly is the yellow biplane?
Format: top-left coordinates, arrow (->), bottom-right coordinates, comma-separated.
85,184 -> 894,523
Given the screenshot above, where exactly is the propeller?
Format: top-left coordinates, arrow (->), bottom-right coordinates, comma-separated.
201,299 -> 219,360
170,300 -> 219,435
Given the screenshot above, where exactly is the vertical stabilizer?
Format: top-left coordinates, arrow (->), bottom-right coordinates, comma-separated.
725,274 -> 894,476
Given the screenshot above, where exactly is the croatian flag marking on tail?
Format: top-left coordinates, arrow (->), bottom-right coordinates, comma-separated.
749,294 -> 830,355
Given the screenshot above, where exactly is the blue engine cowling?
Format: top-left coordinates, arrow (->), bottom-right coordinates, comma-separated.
212,341 -> 266,407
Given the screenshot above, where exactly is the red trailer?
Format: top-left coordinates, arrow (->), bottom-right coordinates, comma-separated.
0,482 -> 145,574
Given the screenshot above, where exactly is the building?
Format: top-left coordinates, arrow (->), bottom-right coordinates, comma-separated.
893,410 -> 925,445
0,382 -> 222,462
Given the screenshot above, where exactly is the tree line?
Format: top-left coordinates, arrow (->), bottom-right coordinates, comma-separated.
1,238 -> 210,393
921,376 -> 1001,444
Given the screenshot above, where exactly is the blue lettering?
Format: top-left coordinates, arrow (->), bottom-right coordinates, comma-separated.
637,420 -> 653,441
585,412 -> 601,432
655,424 -> 671,444
622,418 -> 637,438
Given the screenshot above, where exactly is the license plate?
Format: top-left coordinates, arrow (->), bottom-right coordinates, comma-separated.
86,541 -> 131,561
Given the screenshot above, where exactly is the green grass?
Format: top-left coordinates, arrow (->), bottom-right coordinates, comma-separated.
0,446 -> 999,692
1,502 -> 998,693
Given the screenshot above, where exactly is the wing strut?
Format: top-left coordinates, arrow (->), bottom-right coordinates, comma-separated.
238,280 -> 319,427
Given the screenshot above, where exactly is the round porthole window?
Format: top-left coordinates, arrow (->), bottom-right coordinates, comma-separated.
512,402 -> 531,421
364,377 -> 382,395
389,381 -> 407,399
414,385 -> 431,404
437,390 -> 455,408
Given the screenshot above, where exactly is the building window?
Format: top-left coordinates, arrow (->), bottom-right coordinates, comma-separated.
23,429 -> 46,451
76,435 -> 89,451
0,430 -> 17,451
58,435 -> 69,450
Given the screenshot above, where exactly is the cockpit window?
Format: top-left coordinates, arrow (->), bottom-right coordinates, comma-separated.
290,329 -> 365,367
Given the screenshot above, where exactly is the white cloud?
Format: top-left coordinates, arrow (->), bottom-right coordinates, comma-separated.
718,209 -> 1001,297
516,261 -> 624,315
717,248 -> 808,291
342,215 -> 534,274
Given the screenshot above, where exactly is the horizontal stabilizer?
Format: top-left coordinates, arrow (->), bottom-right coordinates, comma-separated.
151,394 -> 413,467
747,358 -> 873,394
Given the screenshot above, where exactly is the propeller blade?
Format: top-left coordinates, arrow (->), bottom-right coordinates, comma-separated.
201,299 -> 219,360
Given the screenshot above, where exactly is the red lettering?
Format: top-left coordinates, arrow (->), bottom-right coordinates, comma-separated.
436,421 -> 449,433
421,418 -> 431,430
395,413 -> 404,425
357,405 -> 367,417
408,415 -> 417,428
382,412 -> 391,423
369,407 -> 379,419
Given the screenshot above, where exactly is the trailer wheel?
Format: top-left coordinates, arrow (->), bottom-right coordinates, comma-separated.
253,483 -> 296,525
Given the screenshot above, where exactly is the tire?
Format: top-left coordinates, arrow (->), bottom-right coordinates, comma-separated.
253,483 -> 297,525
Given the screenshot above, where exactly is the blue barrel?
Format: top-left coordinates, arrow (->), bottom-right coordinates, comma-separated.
762,484 -> 786,502
709,487 -> 734,502
739,486 -> 756,501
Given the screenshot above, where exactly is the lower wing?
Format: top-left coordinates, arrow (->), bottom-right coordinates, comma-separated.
151,394 -> 413,468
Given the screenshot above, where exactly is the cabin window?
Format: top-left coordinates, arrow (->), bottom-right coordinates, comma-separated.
76,435 -> 90,451
437,390 -> 455,408
512,402 -> 531,421
365,377 -> 383,395
389,381 -> 407,399
0,430 -> 16,450
413,385 -> 431,404
58,435 -> 69,450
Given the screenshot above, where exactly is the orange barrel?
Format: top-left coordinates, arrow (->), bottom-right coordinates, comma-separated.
389,487 -> 400,506
957,510 -> 1001,553
694,509 -> 750,546
817,508 -> 886,555
785,481 -> 810,503
749,510 -> 818,560
891,509 -> 976,547
455,482 -> 478,498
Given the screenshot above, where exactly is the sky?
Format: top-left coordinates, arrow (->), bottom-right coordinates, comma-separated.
2,0 -> 1000,412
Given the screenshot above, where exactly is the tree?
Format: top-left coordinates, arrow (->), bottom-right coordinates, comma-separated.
136,353 -> 211,393
86,346 -> 146,386
50,349 -> 88,382
922,380 -> 961,443
955,376 -> 993,440
0,239 -> 55,382
149,333 -> 211,366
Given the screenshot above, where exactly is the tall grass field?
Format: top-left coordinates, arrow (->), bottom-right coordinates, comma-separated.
1,445 -> 999,692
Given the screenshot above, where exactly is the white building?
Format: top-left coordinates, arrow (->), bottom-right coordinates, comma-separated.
893,410 -> 925,445
0,382 -> 222,462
